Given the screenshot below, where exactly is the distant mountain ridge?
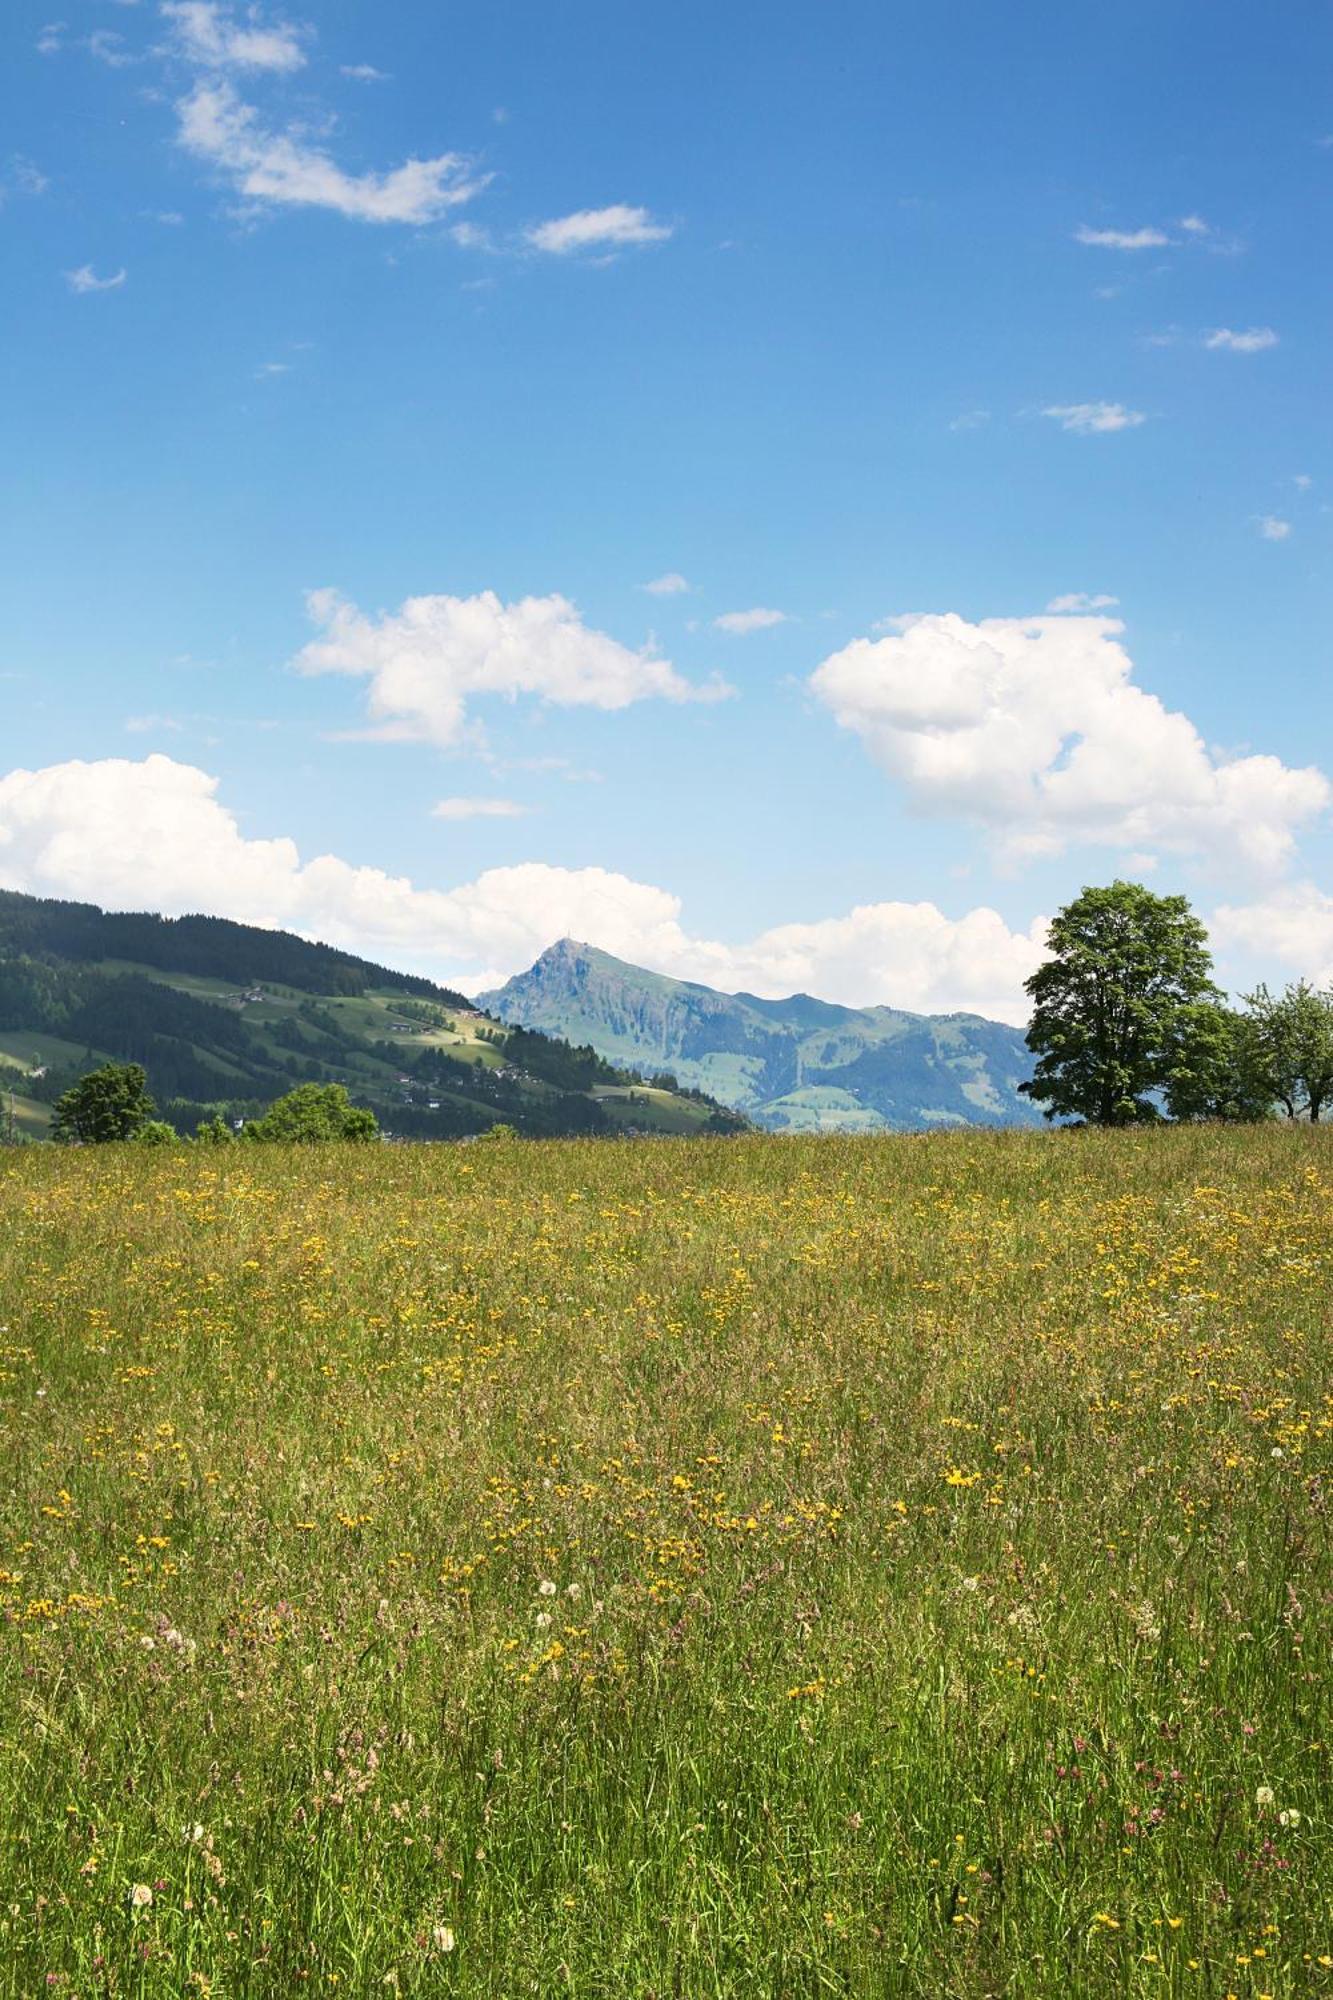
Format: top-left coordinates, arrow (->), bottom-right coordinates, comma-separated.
480,939 -> 1042,1132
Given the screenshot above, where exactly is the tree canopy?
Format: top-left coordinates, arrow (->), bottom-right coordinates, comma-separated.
241,1083 -> 379,1144
51,1062 -> 156,1144
1243,981 -> 1333,1122
1020,882 -> 1219,1126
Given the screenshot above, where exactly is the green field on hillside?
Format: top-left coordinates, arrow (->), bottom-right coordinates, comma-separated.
0,1129 -> 1329,1996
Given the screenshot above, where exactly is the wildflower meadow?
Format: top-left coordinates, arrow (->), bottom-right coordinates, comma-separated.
0,1127 -> 1328,1996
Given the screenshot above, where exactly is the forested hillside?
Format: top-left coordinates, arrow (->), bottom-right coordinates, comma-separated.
0,892 -> 745,1141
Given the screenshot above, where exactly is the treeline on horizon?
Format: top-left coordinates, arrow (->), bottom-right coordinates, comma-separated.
0,889 -> 463,1003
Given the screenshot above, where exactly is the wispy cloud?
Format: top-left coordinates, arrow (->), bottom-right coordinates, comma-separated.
526,205 -> 673,255
1074,223 -> 1170,251
36,22 -> 66,56
254,359 -> 291,378
641,572 -> 691,597
87,28 -> 139,67
1257,516 -> 1292,542
66,264 -> 128,293
4,157 -> 49,199
125,713 -> 184,735
161,1 -> 309,75
1042,402 -> 1146,436
949,409 -> 990,432
1046,592 -> 1119,614
1205,326 -> 1279,354
176,81 -> 489,224
431,797 -> 531,822
714,607 -> 788,635
1179,213 -> 1211,236
341,63 -> 387,82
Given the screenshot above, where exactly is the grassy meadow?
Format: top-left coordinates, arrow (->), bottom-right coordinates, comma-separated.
0,1128 -> 1329,1997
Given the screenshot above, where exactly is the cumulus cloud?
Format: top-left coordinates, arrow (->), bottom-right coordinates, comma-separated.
1258,516 -> 1292,541
713,607 -> 788,635
161,2 -> 308,74
176,81 -> 487,223
1211,883 -> 1333,989
1205,326 -> 1278,353
292,587 -> 729,747
525,205 -> 673,255
66,264 -> 128,293
0,755 -> 1047,1019
640,572 -> 691,597
1042,402 -> 1145,435
1046,592 -> 1119,613
809,611 -> 1329,876
431,797 -> 530,822
1074,224 -> 1170,250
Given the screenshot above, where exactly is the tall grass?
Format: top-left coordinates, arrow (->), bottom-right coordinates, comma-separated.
0,1127 -> 1328,1995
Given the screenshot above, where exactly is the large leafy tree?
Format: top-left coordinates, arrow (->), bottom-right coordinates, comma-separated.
1244,981 -> 1333,1121
242,1082 -> 379,1144
51,1062 -> 156,1143
1020,882 -> 1219,1126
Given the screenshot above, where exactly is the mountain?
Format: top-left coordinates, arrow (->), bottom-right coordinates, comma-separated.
479,939 -> 1042,1132
0,892 -> 746,1142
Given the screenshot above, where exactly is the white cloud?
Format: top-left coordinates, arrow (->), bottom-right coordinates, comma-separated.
176,81 -> 487,223
1179,214 -> 1211,236
1074,224 -> 1170,250
641,572 -> 691,597
1046,592 -> 1119,614
1042,403 -> 1146,435
1210,883 -> 1333,989
949,409 -> 990,432
0,755 -> 1048,1020
1205,326 -> 1278,353
431,797 -> 531,821
66,264 -> 128,293
341,63 -> 387,82
161,2 -> 308,74
713,607 -> 788,635
86,29 -> 138,66
809,611 -> 1329,876
6,158 -> 49,198
1257,516 -> 1292,541
526,205 -> 673,255
293,587 -> 729,747
124,713 -> 183,734
36,23 -> 65,57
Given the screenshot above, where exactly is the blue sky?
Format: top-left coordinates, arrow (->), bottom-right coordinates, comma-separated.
1,0 -> 1330,1018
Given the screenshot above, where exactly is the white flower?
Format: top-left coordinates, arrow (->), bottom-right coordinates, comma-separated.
1279,1808 -> 1301,1827
537,1579 -> 557,1597
129,1882 -> 153,1909
1255,1784 -> 1275,1807
432,1924 -> 456,1954
1271,1446 -> 1284,1459
534,1610 -> 552,1630
565,1582 -> 582,1599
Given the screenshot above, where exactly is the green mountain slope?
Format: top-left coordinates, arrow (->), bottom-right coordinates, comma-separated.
0,892 -> 746,1141
480,938 -> 1042,1132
